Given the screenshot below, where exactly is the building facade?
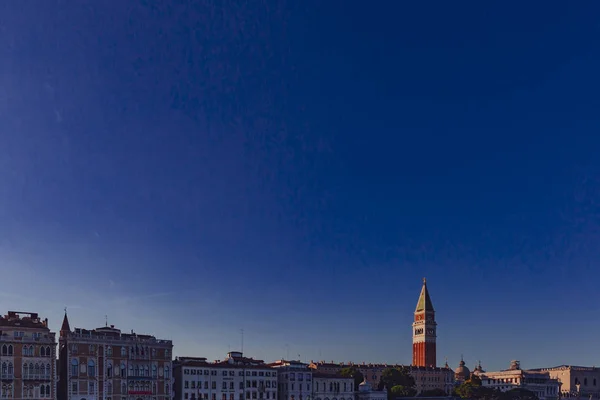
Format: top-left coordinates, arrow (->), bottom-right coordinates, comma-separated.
57,313 -> 173,400
308,362 -> 454,395
531,365 -> 600,398
173,352 -> 277,400
270,361 -> 312,400
475,361 -> 560,400
311,373 -> 353,400
0,311 -> 57,400
412,279 -> 436,368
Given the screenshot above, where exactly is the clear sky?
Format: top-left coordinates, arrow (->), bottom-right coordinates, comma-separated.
1,1 -> 600,372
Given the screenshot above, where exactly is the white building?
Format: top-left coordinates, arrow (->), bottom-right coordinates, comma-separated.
269,360 -> 312,400
311,372 -> 353,400
475,361 -> 560,400
530,365 -> 600,398
173,352 -> 278,400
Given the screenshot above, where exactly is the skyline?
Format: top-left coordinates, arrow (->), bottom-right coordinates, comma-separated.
2,1 -> 600,373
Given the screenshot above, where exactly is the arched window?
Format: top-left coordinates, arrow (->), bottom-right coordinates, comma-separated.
23,364 -> 29,378
107,363 -> 113,378
152,365 -> 157,378
134,383 -> 140,392
1,345 -> 6,356
46,347 -> 51,356
41,385 -> 46,397
135,366 -> 139,377
88,360 -> 95,377
145,366 -> 149,377
121,363 -> 126,378
7,345 -> 13,356
7,363 -> 13,376
107,383 -> 113,394
129,365 -> 134,377
107,346 -> 113,356
153,383 -> 157,394
121,383 -> 127,395
46,364 -> 51,377
165,366 -> 170,379
121,347 -> 127,357
1,363 -> 6,375
41,347 -> 46,357
165,384 -> 170,395
71,359 -> 79,377
45,385 -> 50,397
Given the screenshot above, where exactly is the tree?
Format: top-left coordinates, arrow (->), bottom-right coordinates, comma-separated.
454,382 -> 500,400
419,388 -> 447,397
339,366 -> 365,391
378,368 -> 416,399
391,385 -> 418,398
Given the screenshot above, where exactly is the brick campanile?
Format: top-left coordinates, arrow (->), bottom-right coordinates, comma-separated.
412,278 -> 437,367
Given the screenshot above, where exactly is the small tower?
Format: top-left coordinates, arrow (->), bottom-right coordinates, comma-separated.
412,278 -> 437,367
60,309 -> 71,337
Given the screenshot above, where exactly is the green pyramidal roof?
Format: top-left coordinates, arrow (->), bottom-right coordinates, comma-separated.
415,278 -> 434,312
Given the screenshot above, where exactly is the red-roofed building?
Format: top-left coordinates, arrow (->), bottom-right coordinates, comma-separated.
57,312 -> 173,400
0,311 -> 57,400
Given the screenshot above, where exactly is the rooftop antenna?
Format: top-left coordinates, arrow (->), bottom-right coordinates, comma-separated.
105,315 -> 108,327
240,329 -> 244,355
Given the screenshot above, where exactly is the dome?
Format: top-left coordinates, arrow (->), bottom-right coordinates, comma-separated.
359,377 -> 372,392
454,359 -> 471,380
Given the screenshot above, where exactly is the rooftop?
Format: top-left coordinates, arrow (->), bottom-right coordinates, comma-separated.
0,311 -> 50,330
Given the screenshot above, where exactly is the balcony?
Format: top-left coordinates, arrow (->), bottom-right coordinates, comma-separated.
23,375 -> 52,381
0,374 -> 14,380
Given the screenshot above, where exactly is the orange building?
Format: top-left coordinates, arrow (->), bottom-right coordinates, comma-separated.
0,311 -> 57,400
57,312 -> 173,400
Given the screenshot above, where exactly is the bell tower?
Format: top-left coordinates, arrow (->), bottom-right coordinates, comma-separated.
412,278 -> 436,367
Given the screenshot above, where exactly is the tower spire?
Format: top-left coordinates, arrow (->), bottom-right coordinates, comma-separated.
60,308 -> 71,337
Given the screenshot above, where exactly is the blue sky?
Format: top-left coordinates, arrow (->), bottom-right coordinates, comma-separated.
2,1 -> 600,372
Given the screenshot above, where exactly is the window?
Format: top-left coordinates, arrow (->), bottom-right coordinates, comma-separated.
1,345 -> 6,356
88,360 -> 96,377
129,365 -> 134,377
108,363 -> 113,378
121,347 -> 127,357
41,386 -> 46,397
7,345 -> 12,356
145,365 -> 150,377
121,363 -> 126,378
23,364 -> 29,378
89,382 -> 95,394
121,383 -> 127,395
71,359 -> 78,377
108,347 -> 113,356
165,384 -> 170,395
212,382 -> 216,390
185,395 -> 189,400
45,364 -> 50,377
71,382 -> 78,394
222,395 -> 226,400
108,383 -> 113,394
89,345 -> 95,353
152,365 -> 157,378
40,347 -> 45,357
222,382 -> 227,390
165,366 -> 170,379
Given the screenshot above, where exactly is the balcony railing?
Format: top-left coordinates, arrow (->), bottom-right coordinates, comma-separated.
1,374 -> 14,380
23,374 -> 52,380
